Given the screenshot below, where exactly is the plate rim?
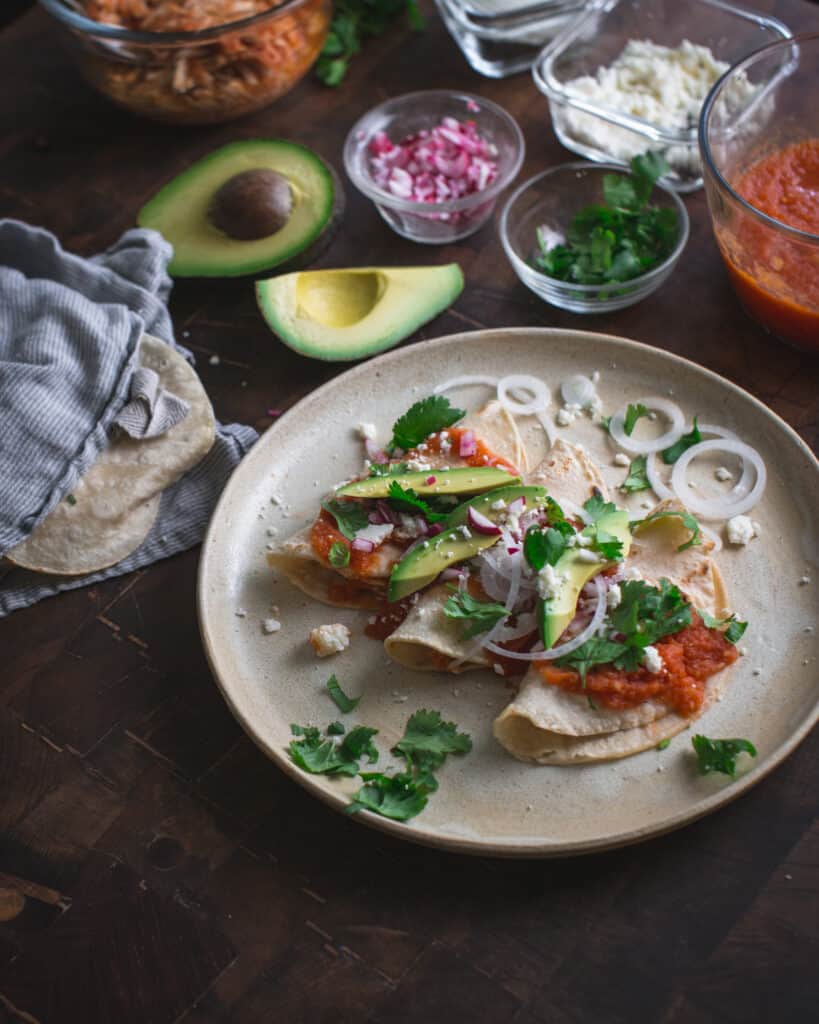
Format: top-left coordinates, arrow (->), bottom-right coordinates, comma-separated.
197,327 -> 819,857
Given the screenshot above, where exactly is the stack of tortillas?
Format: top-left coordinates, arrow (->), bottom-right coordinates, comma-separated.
4,335 -> 216,576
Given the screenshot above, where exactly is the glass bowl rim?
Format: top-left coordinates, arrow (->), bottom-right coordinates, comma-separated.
38,0 -> 312,44
342,89 -> 525,215
532,0 -> 792,148
699,30 -> 819,248
499,161 -> 690,294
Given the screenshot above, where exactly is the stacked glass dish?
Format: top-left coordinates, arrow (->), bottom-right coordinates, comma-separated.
436,0 -> 590,78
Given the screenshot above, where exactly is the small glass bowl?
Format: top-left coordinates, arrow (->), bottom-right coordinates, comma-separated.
38,0 -> 331,125
532,0 -> 791,192
700,33 -> 819,351
435,0 -> 588,79
499,162 -> 689,313
343,90 -> 525,244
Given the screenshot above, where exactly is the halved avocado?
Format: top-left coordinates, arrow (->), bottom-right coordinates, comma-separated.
137,140 -> 336,278
539,509 -> 632,649
256,265 -> 464,362
388,484 -> 550,602
336,466 -> 519,500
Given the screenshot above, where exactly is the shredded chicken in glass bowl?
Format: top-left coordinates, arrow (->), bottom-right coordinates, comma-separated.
40,0 -> 331,124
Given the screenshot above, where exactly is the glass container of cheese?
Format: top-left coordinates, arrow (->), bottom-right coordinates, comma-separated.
436,0 -> 589,78
532,0 -> 791,191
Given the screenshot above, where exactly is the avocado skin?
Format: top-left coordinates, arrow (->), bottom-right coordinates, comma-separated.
538,509 -> 632,650
336,465 -> 519,500
387,484 -> 549,603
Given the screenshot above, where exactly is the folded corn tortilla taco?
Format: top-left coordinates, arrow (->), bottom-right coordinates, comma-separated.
267,399 -> 525,609
493,500 -> 737,764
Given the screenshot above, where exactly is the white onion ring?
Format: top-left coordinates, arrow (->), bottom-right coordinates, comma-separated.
561,374 -> 596,408
670,439 -> 767,518
645,453 -> 675,500
433,375 -> 499,394
497,374 -> 551,416
482,575 -> 608,662
609,397 -> 685,454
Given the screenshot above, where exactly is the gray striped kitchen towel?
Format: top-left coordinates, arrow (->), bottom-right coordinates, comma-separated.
0,219 -> 258,616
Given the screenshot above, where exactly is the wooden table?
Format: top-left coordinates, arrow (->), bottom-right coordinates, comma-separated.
1,2 -> 817,1021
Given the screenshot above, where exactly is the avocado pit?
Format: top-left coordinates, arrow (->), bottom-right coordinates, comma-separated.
208,168 -> 293,241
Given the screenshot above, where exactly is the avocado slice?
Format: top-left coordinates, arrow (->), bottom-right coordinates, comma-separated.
137,140 -> 336,278
538,509 -> 632,649
388,484 -> 549,602
336,465 -> 519,500
256,265 -> 464,362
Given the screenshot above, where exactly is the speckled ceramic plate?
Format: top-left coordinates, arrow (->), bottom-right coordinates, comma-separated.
197,329 -> 819,857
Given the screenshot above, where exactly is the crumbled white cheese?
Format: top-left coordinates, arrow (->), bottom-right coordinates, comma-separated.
537,564 -> 567,601
575,549 -> 602,564
353,523 -> 394,547
587,395 -> 604,418
606,583 -> 622,610
576,532 -> 593,548
614,452 -> 630,467
556,403 -> 583,427
558,39 -> 748,171
209,354 -> 220,366
405,458 -> 431,472
440,439 -> 452,454
262,618 -> 281,634
726,514 -> 756,546
458,525 -> 472,540
714,466 -> 732,482
309,623 -> 351,658
491,499 -> 507,511
357,422 -> 377,441
643,645 -> 664,674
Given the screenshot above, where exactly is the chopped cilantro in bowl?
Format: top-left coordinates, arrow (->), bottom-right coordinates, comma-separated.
499,155 -> 689,314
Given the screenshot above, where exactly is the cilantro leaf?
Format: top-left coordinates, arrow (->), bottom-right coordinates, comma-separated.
662,417 -> 701,464
610,578 -> 692,648
340,725 -> 379,764
600,415 -> 612,433
593,528 -> 624,561
556,636 -> 628,685
656,738 -> 671,750
632,508 -> 702,551
288,732 -> 360,776
369,461 -> 408,477
699,611 -> 748,645
327,721 -> 346,736
523,522 -> 574,571
624,403 -> 650,436
327,674 -> 360,713
387,480 -> 448,523
322,499 -> 370,540
691,735 -> 757,777
583,491 -> 618,524
443,590 -> 508,640
392,709 -> 472,783
328,541 -> 350,568
316,0 -> 424,88
390,395 -> 464,452
620,455 -> 651,493
347,772 -> 429,821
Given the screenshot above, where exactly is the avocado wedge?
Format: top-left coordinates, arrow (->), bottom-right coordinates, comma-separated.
388,484 -> 549,602
336,465 -> 519,500
256,265 -> 464,362
137,140 -> 337,278
538,509 -> 632,649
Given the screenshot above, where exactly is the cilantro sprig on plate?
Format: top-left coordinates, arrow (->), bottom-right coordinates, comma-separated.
387,480 -> 448,522
322,498 -> 370,540
316,0 -> 424,87
444,589 -> 508,640
662,417 -> 701,464
532,153 -> 679,286
620,455 -> 651,493
389,395 -> 464,452
692,735 -> 757,777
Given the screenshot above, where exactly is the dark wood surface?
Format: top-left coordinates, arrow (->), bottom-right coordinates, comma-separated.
1,2 -> 818,1022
